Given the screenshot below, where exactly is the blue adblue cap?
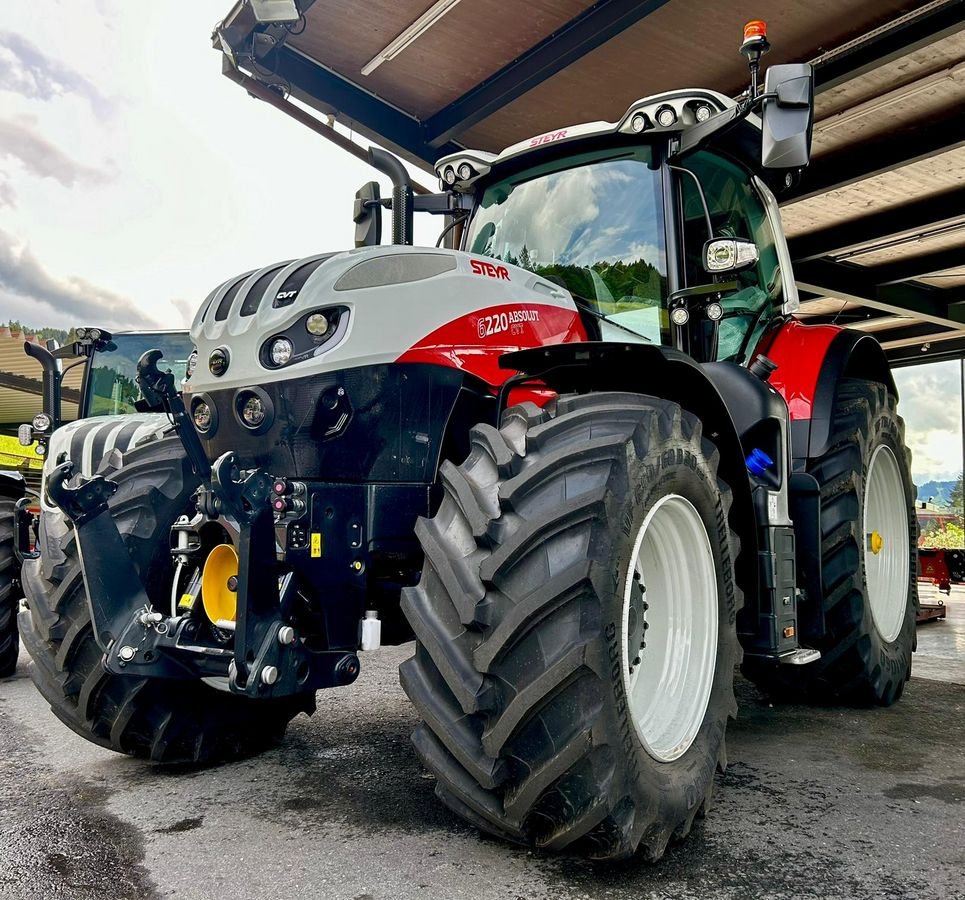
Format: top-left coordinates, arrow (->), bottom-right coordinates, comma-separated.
746,448 -> 775,477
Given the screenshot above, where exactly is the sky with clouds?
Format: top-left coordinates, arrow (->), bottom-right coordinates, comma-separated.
0,0 -> 437,331
893,359 -> 964,487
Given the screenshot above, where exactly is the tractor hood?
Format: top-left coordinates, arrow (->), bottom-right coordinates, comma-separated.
185,245 -> 581,395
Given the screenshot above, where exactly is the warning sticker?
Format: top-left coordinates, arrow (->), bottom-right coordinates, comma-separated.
311,533 -> 323,558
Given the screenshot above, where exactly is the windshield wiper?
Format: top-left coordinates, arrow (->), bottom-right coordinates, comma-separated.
571,297 -> 653,343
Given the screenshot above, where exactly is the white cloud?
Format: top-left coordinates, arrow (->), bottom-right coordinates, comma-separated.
0,115 -> 112,187
0,29 -> 113,114
893,360 -> 963,484
0,227 -> 156,329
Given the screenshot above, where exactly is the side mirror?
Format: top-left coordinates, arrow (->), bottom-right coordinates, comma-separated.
761,63 -> 813,169
704,238 -> 759,273
353,181 -> 382,248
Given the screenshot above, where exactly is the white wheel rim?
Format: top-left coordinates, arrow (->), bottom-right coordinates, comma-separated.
621,494 -> 719,763
863,445 -> 910,643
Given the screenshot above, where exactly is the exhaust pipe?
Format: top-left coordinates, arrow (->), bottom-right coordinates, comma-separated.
367,147 -> 413,246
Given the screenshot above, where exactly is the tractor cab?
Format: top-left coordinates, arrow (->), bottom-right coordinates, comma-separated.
433,65 -> 811,368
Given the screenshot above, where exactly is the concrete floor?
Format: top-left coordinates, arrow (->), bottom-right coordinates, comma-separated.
1,595 -> 964,900
915,584 -> 965,683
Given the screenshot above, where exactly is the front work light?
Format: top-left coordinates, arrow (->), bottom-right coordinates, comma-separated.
704,238 -> 760,273
241,394 -> 267,428
193,401 -> 213,432
670,307 -> 690,326
32,412 -> 52,432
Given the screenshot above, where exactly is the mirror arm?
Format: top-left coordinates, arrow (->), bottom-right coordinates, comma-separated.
668,165 -> 713,242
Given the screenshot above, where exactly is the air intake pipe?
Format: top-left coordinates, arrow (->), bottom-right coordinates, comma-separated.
367,147 -> 413,246
23,341 -> 62,429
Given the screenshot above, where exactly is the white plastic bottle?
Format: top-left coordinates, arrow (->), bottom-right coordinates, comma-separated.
360,610 -> 381,651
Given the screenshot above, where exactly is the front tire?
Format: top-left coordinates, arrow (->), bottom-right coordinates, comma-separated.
744,378 -> 917,705
0,496 -> 19,678
401,393 -> 742,861
20,434 -> 314,763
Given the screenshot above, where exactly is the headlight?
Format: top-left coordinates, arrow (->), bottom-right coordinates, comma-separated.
209,347 -> 230,377
185,350 -> 199,378
32,412 -> 52,432
457,162 -> 473,181
306,313 -> 329,336
192,401 -> 213,432
241,395 -> 266,427
630,113 -> 648,133
670,306 -> 690,326
269,337 -> 293,366
706,302 -> 724,321
442,166 -> 456,186
694,103 -> 713,123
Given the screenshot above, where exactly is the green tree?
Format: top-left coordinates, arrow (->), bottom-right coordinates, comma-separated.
950,472 -> 963,515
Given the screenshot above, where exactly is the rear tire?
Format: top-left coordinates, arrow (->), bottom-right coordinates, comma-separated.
20,434 -> 314,763
0,496 -> 19,678
743,378 -> 917,705
401,393 -> 742,861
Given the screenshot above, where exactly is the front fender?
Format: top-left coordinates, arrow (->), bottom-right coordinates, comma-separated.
500,341 -> 758,612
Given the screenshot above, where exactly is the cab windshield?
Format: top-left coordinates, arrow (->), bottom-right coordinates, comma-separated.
465,148 -> 668,343
86,332 -> 193,417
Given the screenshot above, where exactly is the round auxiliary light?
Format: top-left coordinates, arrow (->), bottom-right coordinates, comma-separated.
670,307 -> 690,327
241,394 -> 266,428
35,443 -> 46,457
306,313 -> 329,336
656,105 -> 677,128
185,349 -> 199,378
706,302 -> 724,322
193,401 -> 212,432
88,328 -> 102,341
75,327 -> 89,340
442,166 -> 456,186
270,337 -> 293,366
31,412 -> 52,433
209,347 -> 229,377
694,103 -> 713,123
457,162 -> 473,181
630,113 -> 647,133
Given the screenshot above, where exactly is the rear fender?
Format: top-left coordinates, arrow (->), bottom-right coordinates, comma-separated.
760,319 -> 895,466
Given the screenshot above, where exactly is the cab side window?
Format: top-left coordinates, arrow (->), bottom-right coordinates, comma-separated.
680,152 -> 783,363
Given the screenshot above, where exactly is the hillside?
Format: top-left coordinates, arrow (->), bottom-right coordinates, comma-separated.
917,480 -> 955,506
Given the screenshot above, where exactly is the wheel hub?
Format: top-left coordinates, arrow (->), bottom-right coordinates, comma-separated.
863,445 -> 910,643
